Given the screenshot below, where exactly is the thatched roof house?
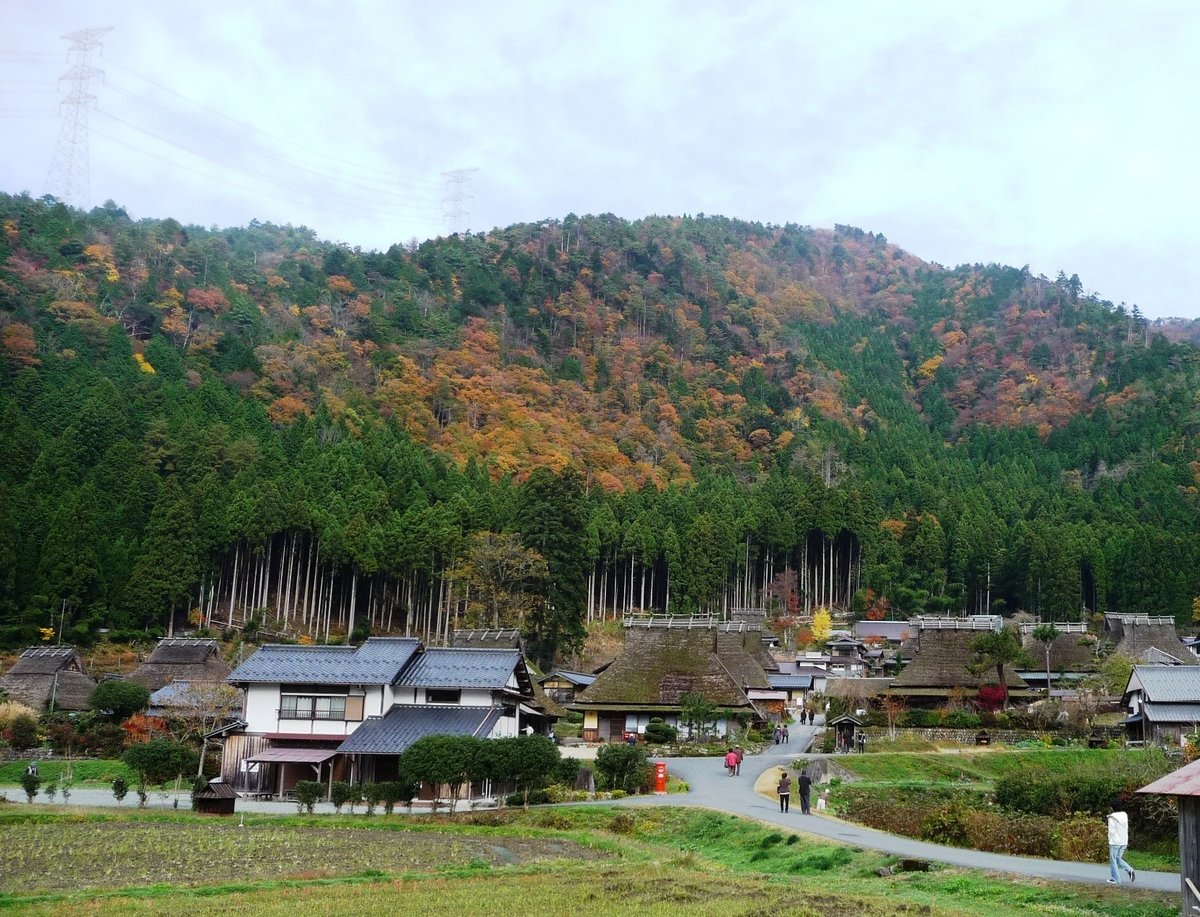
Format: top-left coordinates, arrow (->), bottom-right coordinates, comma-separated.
0,646 -> 96,711
127,638 -> 232,691
1019,622 -> 1096,672
1104,615 -> 1197,665
450,629 -> 525,652
890,629 -> 1031,702
572,618 -> 766,741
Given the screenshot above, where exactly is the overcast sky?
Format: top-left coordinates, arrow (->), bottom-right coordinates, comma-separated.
3,1 -> 1198,318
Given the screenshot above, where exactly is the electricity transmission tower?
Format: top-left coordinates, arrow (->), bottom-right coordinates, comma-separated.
440,168 -> 477,236
46,26 -> 112,209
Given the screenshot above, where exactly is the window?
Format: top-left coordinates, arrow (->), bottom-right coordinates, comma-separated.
425,688 -> 462,705
280,694 -> 347,720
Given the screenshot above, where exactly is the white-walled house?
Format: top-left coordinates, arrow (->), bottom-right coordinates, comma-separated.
223,638 -> 545,798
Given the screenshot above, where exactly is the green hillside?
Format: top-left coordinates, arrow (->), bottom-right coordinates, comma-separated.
1,194 -> 1197,663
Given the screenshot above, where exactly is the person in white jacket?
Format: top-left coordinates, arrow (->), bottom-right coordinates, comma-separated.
1106,803 -> 1135,884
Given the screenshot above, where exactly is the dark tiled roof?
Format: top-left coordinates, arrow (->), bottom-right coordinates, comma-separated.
892,629 -> 1028,689
575,626 -> 753,708
229,638 -> 420,685
396,648 -> 523,690
1142,701 -> 1200,724
855,621 -> 913,642
768,674 -> 813,690
540,669 -> 596,687
337,704 -> 504,754
1126,665 -> 1200,703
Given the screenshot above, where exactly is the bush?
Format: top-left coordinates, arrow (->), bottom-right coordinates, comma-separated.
552,756 -> 582,787
506,789 -> 551,806
111,776 -> 128,804
294,780 -> 324,814
330,781 -> 357,814
644,720 -> 678,744
90,681 -> 150,720
7,714 -> 39,750
944,711 -> 982,729
81,722 -> 126,759
901,709 -> 942,728
20,771 -> 41,803
595,742 -> 649,793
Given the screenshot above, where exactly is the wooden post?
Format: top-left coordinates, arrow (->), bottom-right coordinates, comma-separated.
1182,797 -> 1200,914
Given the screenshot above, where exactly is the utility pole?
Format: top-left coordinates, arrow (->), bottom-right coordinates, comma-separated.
440,168 -> 478,236
46,26 -> 113,209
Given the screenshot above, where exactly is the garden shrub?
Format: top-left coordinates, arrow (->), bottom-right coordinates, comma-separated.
294,780 -> 324,814
944,710 -> 982,729
901,709 -> 942,728
644,719 -> 678,744
6,713 -> 39,750
919,803 -> 969,845
330,781 -> 356,814
595,742 -> 649,793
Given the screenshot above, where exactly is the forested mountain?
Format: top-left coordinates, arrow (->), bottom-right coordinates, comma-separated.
1,193 -> 1197,664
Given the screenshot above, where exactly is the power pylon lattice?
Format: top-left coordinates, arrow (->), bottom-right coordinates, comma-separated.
441,168 -> 477,236
46,26 -> 112,209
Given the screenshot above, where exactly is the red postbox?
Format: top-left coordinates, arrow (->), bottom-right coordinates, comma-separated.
654,761 -> 667,795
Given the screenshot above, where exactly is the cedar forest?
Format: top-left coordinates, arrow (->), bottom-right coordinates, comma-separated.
1,193 -> 1198,666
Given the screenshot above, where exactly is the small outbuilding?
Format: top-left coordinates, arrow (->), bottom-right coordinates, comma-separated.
0,646 -> 96,711
127,638 -> 231,692
1137,758 -> 1200,912
827,713 -> 863,753
193,778 -> 238,816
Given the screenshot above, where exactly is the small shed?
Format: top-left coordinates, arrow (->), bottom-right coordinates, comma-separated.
193,778 -> 237,816
827,713 -> 863,753
1138,759 -> 1200,912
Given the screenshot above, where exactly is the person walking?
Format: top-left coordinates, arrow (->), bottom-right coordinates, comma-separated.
1106,802 -> 1135,884
777,770 -> 792,813
773,724 -> 782,745
724,748 -> 738,777
782,724 -> 789,744
734,745 -> 744,776
798,767 -> 812,814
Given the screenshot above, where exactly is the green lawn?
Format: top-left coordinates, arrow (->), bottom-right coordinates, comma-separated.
827,747 -> 1131,784
0,758 -> 137,788
0,806 -> 1177,917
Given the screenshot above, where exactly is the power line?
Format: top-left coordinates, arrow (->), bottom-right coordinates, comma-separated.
441,168 -> 478,235
45,26 -> 112,208
105,60 -> 442,191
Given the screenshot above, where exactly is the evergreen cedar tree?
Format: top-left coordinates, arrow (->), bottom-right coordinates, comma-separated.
0,194 -> 1197,657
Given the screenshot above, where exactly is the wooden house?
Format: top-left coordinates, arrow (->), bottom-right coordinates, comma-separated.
0,646 -> 96,711
538,669 -> 596,706
571,617 -> 770,741
1122,665 -> 1200,746
127,638 -> 232,692
1104,614 -> 1197,665
889,627 -> 1033,706
225,638 -> 546,801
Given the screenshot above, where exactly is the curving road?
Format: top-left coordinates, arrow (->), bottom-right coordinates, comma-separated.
622,720 -> 1178,894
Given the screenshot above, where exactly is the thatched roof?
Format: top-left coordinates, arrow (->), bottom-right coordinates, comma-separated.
891,630 -> 1029,690
574,625 -> 754,709
714,628 -> 772,689
825,677 -> 894,698
450,629 -> 524,651
0,647 -> 95,710
128,639 -> 232,691
1105,615 -> 1197,665
1021,631 -> 1097,672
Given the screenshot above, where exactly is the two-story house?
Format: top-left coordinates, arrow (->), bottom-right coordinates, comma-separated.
223,638 -> 544,799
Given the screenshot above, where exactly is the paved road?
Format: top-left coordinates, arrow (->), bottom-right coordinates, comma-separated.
624,722 -> 1178,894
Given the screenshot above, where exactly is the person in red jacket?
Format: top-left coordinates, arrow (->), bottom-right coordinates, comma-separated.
724,749 -> 738,776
